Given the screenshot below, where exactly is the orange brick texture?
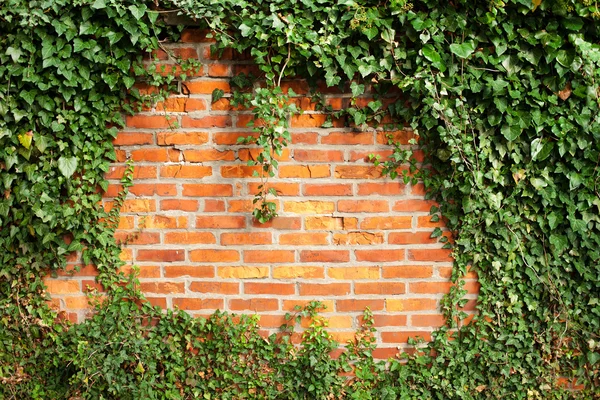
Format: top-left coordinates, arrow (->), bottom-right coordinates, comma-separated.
46,30 -> 478,357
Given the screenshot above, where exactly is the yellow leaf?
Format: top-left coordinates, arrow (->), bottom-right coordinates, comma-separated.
18,131 -> 33,149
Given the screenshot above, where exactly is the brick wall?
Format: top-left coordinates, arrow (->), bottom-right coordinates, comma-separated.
45,29 -> 478,358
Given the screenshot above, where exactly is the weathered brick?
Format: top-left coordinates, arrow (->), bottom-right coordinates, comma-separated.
360,216 -> 411,230
332,232 -> 383,245
355,250 -> 405,262
137,250 -> 185,262
221,232 -> 272,245
284,201 -> 335,214
279,233 -> 329,245
279,165 -> 330,178
300,250 -> 349,263
218,266 -> 269,279
157,131 -> 209,145
328,267 -> 380,280
273,266 -> 325,279
299,283 -> 351,296
183,184 -> 233,197
338,200 -> 388,213
190,282 -> 239,294
196,215 -> 246,229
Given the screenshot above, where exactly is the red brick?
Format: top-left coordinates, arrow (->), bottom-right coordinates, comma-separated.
417,216 -> 446,228
183,184 -> 233,197
279,233 -> 329,245
160,199 -> 198,211
357,182 -> 405,196
180,29 -> 215,43
221,232 -> 272,245
189,250 -> 239,263
355,282 -> 405,295
245,283 -> 295,295
337,299 -> 384,311
292,132 -> 318,144
229,298 -> 279,312
294,149 -> 344,162
251,217 -> 301,230
183,149 -> 235,162
408,249 -> 452,262
382,266 -> 433,279
137,250 -> 185,262
190,282 -> 239,294
299,283 -> 350,296
114,232 -> 160,245
105,166 -> 156,180
196,215 -> 246,229
332,232 -> 383,245
290,114 -> 329,128
208,63 -> 231,77
164,266 -> 214,278
376,130 -> 415,145
322,131 -> 373,145
279,165 -> 330,178
393,200 -> 438,212
129,184 -> 177,197
300,250 -> 349,263
155,98 -> 186,112
140,282 -> 185,293
160,165 -> 212,179
409,282 -> 453,294
360,216 -> 411,230
335,166 -> 382,179
387,298 -> 437,311
204,200 -> 226,212
221,165 -> 262,178
157,131 -> 208,145
389,232 -> 441,245
164,232 -> 216,244
248,182 -> 299,196
370,315 -> 408,327
338,200 -> 388,213
355,250 -> 405,262
173,298 -> 224,310
244,250 -> 295,263
181,115 -> 231,128
412,315 -> 446,327
381,331 -> 432,343
213,132 -> 258,145
303,184 -> 352,196
184,79 -> 230,94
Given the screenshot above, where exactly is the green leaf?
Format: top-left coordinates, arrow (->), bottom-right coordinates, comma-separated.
58,156 -> 78,178
212,88 -> 225,103
5,47 -> 23,63
449,41 -> 476,59
128,4 -> 147,20
91,0 -> 106,9
501,124 -> 522,141
422,44 -> 441,64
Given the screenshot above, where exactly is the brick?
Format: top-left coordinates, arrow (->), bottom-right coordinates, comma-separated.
218,266 -> 269,279
417,216 -> 446,228
280,80 -> 310,95
408,249 -> 452,262
279,233 -> 329,245
332,232 -> 383,245
386,298 -> 437,312
321,131 -> 373,145
184,79 -> 230,94
409,282 -> 453,294
284,201 -> 334,214
221,165 -> 262,178
214,132 -> 258,145
382,266 -> 433,279
248,182 -> 299,196
245,283 -> 295,295
160,165 -> 212,179
114,132 -> 154,145
279,165 -> 330,178
137,250 -> 185,262
229,298 -> 278,312
155,98 -> 186,112
305,216 -> 358,230
412,315 -> 446,327
293,149 -> 344,162
244,250 -> 295,263
290,114 -> 329,128
372,348 -> 400,359
204,200 -> 226,212
393,200 -> 438,212
129,184 -> 177,197
160,199 -> 198,211
120,199 -> 156,213
376,130 -> 415,145
357,182 -> 405,196
303,184 -> 352,196
300,250 -> 349,263
114,232 -> 160,245
180,29 -> 215,43
360,216 -> 411,230
64,296 -> 90,309
208,63 -> 231,77
105,166 -> 156,180
299,283 -> 351,296
328,267 -> 379,280
273,266 -> 324,279
181,115 -> 231,128
157,131 -> 208,145
164,266 -> 214,278
329,331 -> 355,343
355,250 -> 405,262
369,315 -> 408,327
184,98 -> 207,112
389,232 -> 440,245
338,200 -> 388,213
173,298 -> 224,310
164,232 -> 216,244
337,299 -> 384,311
292,132 -> 318,144
140,282 -> 185,294
239,148 -> 291,162
44,280 -> 80,294
349,150 -> 393,162
142,216 -> 188,229
124,265 -> 162,278
196,215 -> 246,229
335,166 -> 382,179
221,232 -> 272,245
130,148 -> 181,163
190,250 -> 239,263
183,184 -> 233,197
183,149 -> 235,161
259,314 -> 288,328
126,115 -> 175,129
190,282 -> 239,294
282,300 -> 335,311
251,217 -> 301,230
381,331 -> 431,343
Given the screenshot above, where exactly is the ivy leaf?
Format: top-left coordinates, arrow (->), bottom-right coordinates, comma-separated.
431,227 -> 442,238
58,156 -> 78,178
91,0 -> 106,9
531,138 -> 554,161
449,41 -> 476,59
34,134 -> 50,154
212,88 -> 225,104
18,132 -> 33,149
128,4 -> 147,20
501,124 -> 522,141
5,46 -> 23,62
422,44 -> 446,72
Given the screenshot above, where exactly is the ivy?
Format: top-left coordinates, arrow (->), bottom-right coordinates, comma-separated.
1,0 -> 600,398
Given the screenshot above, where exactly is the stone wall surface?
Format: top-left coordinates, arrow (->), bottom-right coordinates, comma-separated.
45,29 -> 479,358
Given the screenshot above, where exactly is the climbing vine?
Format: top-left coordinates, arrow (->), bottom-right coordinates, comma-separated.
1,0 -> 599,398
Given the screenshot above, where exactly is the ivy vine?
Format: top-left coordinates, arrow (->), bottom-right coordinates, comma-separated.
1,0 -> 599,398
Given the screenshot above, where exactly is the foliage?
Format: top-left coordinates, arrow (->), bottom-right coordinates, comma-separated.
1,0 -> 600,398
